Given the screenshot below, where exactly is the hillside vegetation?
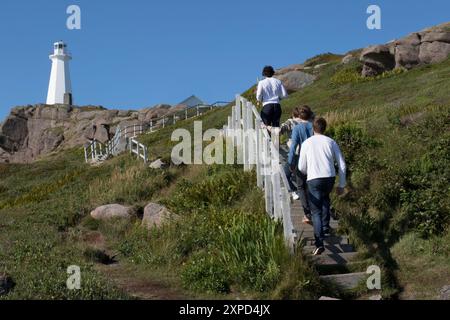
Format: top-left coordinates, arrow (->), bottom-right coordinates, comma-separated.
0,54 -> 449,300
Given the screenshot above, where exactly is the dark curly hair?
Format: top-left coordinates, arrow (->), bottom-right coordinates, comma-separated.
262,66 -> 275,78
299,105 -> 313,121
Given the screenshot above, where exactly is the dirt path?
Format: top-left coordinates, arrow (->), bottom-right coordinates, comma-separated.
96,263 -> 187,300
83,230 -> 188,300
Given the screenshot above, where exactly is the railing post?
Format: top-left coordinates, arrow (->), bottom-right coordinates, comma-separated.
163,117 -> 165,128
137,142 -> 140,159
196,106 -> 200,117
255,117 -> 263,188
185,109 -> 188,120
144,145 -> 148,164
271,157 -> 282,220
235,95 -> 242,147
246,102 -> 255,170
263,136 -> 273,217
84,147 -> 88,163
242,101 -> 247,171
173,114 -> 176,124
150,120 -> 153,132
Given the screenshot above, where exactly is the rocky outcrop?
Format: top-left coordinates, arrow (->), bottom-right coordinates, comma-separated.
141,203 -> 177,229
275,65 -> 317,93
90,204 -> 134,220
360,22 -> 450,76
419,41 -> 450,64
361,44 -> 396,77
0,103 -> 183,163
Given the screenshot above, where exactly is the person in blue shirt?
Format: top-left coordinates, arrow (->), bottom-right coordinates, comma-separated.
287,106 -> 314,224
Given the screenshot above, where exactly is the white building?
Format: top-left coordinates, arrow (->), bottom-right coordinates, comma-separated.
46,41 -> 73,105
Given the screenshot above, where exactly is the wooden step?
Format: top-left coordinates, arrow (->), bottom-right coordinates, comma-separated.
320,272 -> 367,290
312,252 -> 359,266
303,243 -> 355,254
299,234 -> 351,246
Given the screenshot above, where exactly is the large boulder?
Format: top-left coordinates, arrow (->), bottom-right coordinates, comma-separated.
419,41 -> 450,64
149,158 -> 167,169
90,204 -> 133,220
360,45 -> 396,76
395,33 -> 421,46
0,273 -> 14,296
360,26 -> 450,76
421,32 -> 450,43
141,203 -> 177,229
93,124 -> 110,143
395,44 -> 420,69
277,71 -> 316,93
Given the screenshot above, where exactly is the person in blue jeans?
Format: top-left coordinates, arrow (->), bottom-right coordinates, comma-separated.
287,106 -> 314,224
298,118 -> 346,255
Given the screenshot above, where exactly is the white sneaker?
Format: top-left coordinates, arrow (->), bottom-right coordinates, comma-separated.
292,192 -> 300,200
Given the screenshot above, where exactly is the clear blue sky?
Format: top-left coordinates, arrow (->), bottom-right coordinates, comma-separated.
0,0 -> 449,121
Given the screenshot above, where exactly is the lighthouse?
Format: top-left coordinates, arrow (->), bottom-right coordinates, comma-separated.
46,41 -> 73,105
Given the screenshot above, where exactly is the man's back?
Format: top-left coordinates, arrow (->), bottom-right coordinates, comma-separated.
257,77 -> 287,105
299,135 -> 346,187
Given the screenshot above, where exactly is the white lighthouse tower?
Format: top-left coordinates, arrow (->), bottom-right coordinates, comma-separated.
46,41 -> 73,105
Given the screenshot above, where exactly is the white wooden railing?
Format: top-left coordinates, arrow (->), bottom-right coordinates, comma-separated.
84,102 -> 230,164
130,138 -> 148,163
84,139 -> 108,162
223,95 -> 296,251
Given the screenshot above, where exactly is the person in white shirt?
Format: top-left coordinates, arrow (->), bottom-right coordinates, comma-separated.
256,66 -> 288,127
298,117 -> 346,255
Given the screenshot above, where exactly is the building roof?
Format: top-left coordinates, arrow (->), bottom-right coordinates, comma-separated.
177,95 -> 206,108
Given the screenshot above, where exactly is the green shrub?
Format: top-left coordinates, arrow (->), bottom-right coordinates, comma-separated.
81,216 -> 100,231
328,123 -> 379,173
331,67 -> 362,86
218,214 -> 287,291
181,251 -> 230,293
164,167 -> 254,214
331,65 -> 406,86
398,136 -> 450,238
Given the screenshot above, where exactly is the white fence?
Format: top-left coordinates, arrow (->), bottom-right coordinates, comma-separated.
84,102 -> 230,163
129,138 -> 148,163
223,95 -> 296,251
84,139 -> 107,162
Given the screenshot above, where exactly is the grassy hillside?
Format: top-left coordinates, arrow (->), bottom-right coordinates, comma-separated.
0,105 -> 320,299
0,56 -> 449,300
